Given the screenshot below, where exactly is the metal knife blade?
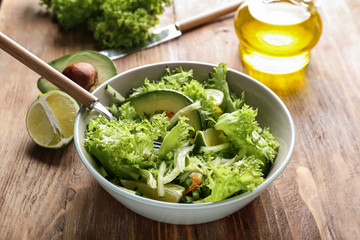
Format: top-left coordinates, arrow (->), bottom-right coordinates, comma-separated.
99,1 -> 242,60
99,24 -> 182,60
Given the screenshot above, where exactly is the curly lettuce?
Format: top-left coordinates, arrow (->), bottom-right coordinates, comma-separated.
158,117 -> 193,158
40,0 -> 104,29
201,157 -> 264,203
89,0 -> 171,49
215,104 -> 280,164
205,63 -> 245,113
132,67 -> 221,128
84,102 -> 172,180
40,0 -> 171,48
83,63 -> 281,203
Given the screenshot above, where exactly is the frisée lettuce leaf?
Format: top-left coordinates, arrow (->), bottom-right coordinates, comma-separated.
201,156 -> 264,203
205,63 -> 245,113
158,117 -> 194,158
84,103 -> 170,180
215,105 -> 280,165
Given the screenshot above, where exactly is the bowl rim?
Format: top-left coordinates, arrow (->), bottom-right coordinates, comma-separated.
74,60 -> 295,209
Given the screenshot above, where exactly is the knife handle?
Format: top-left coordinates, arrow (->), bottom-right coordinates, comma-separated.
176,1 -> 243,32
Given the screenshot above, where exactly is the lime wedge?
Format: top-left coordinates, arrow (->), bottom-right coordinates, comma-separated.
205,89 -> 224,106
194,128 -> 224,148
26,90 -> 79,148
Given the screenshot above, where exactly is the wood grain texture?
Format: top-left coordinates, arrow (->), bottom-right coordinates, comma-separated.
0,0 -> 359,239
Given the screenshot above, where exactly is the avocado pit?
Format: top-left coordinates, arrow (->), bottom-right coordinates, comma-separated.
62,62 -> 97,91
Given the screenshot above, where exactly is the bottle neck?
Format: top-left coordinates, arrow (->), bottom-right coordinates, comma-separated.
249,0 -> 313,25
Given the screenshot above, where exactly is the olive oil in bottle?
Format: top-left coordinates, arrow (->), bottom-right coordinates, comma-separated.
234,0 -> 322,94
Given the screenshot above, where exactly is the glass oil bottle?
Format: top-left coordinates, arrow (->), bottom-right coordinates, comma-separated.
234,0 -> 322,94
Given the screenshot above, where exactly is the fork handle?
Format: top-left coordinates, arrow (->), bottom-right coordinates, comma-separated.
0,32 -> 98,108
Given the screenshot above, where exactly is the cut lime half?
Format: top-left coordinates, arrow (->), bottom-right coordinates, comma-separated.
26,90 -> 79,148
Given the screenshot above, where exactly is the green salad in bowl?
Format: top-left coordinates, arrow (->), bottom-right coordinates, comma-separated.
74,61 -> 294,224
82,63 -> 280,204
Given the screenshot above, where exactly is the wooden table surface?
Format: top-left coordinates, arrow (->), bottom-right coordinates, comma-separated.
0,0 -> 359,239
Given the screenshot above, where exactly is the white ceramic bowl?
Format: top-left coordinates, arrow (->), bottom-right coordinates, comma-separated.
74,61 -> 295,225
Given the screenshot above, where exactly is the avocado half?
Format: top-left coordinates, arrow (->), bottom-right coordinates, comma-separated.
37,51 -> 117,93
124,89 -> 203,132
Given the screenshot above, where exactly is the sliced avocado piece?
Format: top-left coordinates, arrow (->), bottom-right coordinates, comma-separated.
120,180 -> 185,203
37,51 -> 117,93
125,89 -> 203,132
